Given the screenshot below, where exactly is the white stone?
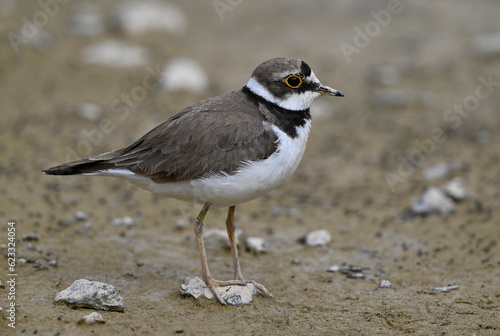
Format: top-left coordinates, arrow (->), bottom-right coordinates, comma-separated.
172,219 -> 187,230
431,285 -> 459,292
441,178 -> 470,201
113,1 -> 187,35
21,231 -> 40,241
74,211 -> 89,221
378,279 -> 395,289
121,216 -> 135,227
160,57 -> 209,94
180,277 -> 256,306
55,279 -> 124,312
78,312 -> 105,325
245,237 -> 267,254
411,186 -> 455,215
303,229 -> 331,247
111,216 -> 135,228
82,40 -> 149,67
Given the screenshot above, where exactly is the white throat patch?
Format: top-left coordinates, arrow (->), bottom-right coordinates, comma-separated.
246,77 -> 321,111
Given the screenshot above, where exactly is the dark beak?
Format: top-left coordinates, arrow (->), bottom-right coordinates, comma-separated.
316,84 -> 344,97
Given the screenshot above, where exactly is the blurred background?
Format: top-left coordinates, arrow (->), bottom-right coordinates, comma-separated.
1,0 -> 499,334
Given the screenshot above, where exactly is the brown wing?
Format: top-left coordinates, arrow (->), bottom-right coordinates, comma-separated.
44,89 -> 278,183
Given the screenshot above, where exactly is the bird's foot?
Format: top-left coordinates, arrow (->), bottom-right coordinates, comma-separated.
205,277 -> 275,304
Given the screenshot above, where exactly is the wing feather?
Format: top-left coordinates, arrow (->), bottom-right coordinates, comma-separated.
43,89 -> 278,182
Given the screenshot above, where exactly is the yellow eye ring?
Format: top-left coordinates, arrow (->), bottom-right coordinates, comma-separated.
285,75 -> 302,89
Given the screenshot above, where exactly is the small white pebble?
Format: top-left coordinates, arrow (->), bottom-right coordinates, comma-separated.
245,237 -> 267,254
303,230 -> 331,247
441,178 -> 470,201
111,216 -> 135,228
78,312 -> 105,325
75,211 -> 89,221
21,232 -> 40,241
378,279 -> 395,289
121,216 -> 135,227
431,285 -> 458,292
172,219 -> 187,230
411,186 -> 455,215
160,57 -> 209,94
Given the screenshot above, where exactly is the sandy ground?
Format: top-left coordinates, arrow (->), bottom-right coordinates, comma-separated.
1,1 -> 500,335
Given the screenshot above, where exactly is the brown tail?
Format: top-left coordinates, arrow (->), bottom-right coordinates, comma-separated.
42,150 -> 121,175
42,159 -> 115,175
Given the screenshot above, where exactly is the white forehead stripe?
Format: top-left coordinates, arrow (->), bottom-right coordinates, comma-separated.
246,77 -> 321,111
308,70 -> 319,83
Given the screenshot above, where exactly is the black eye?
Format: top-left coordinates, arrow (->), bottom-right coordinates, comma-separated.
285,75 -> 302,89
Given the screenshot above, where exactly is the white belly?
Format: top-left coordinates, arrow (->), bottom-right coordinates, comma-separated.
91,121 -> 311,207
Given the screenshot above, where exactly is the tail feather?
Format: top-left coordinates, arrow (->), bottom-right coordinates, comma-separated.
43,149 -> 122,175
43,160 -> 115,175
